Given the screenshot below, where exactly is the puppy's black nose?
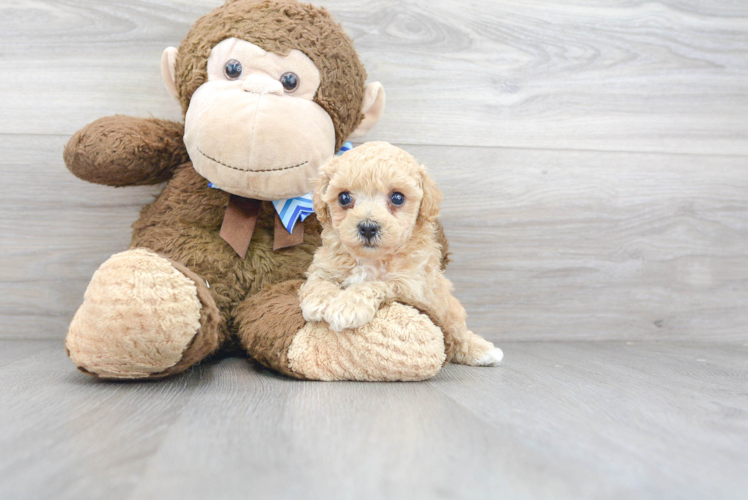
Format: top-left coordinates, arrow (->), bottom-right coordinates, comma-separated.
358,221 -> 379,240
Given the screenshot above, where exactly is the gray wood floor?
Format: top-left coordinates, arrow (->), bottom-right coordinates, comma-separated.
1,339 -> 746,500
1,1 -> 747,498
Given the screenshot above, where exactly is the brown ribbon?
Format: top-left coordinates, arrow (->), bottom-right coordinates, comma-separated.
273,214 -> 305,250
220,194 -> 305,258
220,195 -> 262,259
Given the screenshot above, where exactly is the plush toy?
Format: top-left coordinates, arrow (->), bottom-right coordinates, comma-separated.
64,0 -> 454,381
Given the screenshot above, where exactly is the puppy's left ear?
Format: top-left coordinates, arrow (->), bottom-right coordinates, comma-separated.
313,168 -> 332,224
418,170 -> 442,223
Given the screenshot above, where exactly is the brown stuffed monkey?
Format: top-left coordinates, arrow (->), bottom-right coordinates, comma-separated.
63,0 -> 453,381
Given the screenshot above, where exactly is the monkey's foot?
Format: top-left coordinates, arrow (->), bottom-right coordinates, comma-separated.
237,281 -> 446,381
66,248 -> 220,379
289,303 -> 446,381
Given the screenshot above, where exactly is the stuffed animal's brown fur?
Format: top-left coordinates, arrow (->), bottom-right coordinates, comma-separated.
64,0 -> 452,380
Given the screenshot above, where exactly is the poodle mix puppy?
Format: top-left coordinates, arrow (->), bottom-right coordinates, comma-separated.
299,142 -> 503,367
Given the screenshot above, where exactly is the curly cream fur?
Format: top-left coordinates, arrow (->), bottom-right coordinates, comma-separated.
299,142 -> 502,366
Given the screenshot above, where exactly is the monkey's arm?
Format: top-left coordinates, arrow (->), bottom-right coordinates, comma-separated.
64,116 -> 189,186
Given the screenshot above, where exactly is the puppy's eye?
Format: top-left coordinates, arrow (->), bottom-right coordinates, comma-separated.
390,192 -> 405,206
338,192 -> 352,207
280,72 -> 299,93
224,59 -> 243,80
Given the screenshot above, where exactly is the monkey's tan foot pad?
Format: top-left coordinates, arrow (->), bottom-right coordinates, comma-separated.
66,248 -> 208,379
287,302 -> 446,381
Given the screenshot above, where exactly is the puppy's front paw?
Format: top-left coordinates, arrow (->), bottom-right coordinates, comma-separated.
300,296 -> 326,323
323,299 -> 378,332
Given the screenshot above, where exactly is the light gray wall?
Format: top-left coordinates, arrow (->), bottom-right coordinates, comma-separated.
1,0 -> 746,341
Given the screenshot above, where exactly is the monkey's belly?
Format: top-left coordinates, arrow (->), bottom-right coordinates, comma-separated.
130,162 -> 321,315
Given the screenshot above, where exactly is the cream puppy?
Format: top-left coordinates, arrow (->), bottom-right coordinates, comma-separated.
298,142 -> 502,367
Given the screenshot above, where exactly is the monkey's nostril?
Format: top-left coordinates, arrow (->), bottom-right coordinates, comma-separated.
358,221 -> 379,240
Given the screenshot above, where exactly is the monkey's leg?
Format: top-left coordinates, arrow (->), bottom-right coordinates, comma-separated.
66,248 -> 222,379
235,281 -> 446,381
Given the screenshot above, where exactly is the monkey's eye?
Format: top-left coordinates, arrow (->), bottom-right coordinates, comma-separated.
338,192 -> 352,207
280,72 -> 299,93
224,59 -> 243,80
390,192 -> 405,206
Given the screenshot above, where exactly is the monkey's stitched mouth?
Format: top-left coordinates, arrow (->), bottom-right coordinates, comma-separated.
197,146 -> 309,173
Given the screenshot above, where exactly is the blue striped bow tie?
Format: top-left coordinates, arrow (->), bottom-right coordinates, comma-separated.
272,193 -> 314,234
271,141 -> 353,234
214,142 -> 354,257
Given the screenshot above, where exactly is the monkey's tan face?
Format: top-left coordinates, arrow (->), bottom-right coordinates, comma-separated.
321,152 -> 425,259
183,38 -> 336,200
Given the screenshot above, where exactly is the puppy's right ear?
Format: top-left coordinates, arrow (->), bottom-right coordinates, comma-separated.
313,169 -> 331,224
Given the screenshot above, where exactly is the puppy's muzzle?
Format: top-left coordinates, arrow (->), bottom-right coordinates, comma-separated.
358,220 -> 380,245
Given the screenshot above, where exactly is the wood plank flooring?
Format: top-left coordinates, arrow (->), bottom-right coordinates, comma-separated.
1,339 -> 746,500
2,1 -> 746,154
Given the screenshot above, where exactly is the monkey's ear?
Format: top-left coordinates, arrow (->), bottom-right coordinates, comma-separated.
418,170 -> 442,224
312,169 -> 332,224
348,82 -> 386,139
161,47 -> 179,100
